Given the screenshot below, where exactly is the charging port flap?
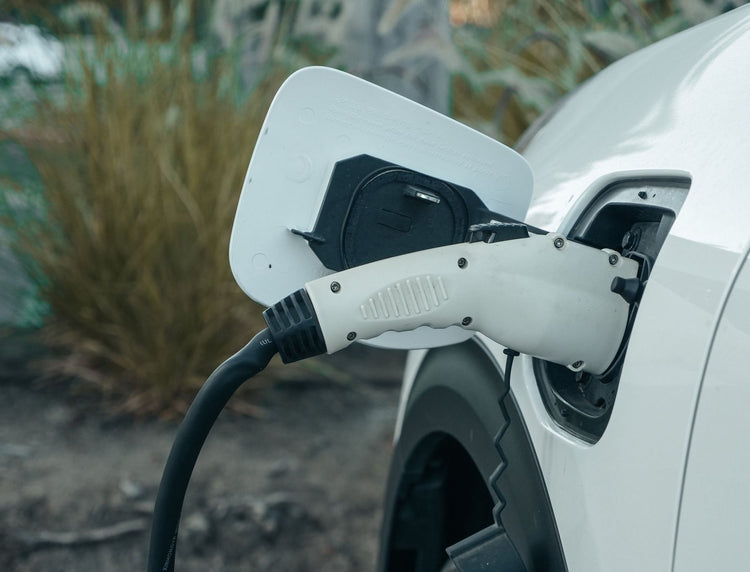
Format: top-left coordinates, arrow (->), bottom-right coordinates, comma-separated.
229,67 -> 534,350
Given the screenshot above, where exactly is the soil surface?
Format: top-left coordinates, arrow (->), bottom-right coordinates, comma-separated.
0,333 -> 406,571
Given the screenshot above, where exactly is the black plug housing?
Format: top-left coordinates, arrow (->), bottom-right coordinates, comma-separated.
263,289 -> 327,363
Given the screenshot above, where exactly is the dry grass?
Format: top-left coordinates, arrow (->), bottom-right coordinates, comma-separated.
4,43 -> 288,415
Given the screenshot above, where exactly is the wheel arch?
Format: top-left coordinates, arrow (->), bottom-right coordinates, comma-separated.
378,339 -> 567,572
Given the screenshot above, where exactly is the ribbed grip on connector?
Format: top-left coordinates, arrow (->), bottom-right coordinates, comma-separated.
263,288 -> 327,363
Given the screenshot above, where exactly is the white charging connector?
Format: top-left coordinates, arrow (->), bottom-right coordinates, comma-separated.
150,231 -> 639,571
305,233 -> 638,375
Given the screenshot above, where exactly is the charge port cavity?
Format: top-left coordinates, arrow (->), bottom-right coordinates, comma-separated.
534,177 -> 691,443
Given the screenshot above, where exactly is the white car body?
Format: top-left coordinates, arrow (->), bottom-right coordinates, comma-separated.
0,23 -> 63,82
394,6 -> 750,571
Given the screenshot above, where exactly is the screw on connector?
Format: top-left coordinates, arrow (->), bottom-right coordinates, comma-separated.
553,237 -> 565,249
461,316 -> 472,326
608,253 -> 619,266
457,257 -> 467,269
330,281 -> 341,293
572,360 -> 584,369
346,331 -> 356,341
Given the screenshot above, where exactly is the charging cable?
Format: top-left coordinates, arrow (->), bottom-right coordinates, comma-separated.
148,289 -> 327,572
147,330 -> 278,572
147,234 -> 638,571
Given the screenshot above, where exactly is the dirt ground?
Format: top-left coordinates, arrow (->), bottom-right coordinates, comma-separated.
0,332 -> 406,571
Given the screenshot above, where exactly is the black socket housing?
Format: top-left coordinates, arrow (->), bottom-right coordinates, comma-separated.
291,154 -> 539,271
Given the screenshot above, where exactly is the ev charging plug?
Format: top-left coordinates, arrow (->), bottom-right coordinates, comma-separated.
301,232 -> 637,376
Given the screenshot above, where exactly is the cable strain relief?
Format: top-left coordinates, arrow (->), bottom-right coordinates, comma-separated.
263,288 -> 327,363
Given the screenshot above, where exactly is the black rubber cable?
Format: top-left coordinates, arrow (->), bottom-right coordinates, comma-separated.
445,348 -> 528,572
147,329 -> 278,572
490,348 -> 520,526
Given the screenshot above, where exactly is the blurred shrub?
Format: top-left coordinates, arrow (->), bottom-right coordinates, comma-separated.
450,0 -> 747,143
2,33 -> 289,414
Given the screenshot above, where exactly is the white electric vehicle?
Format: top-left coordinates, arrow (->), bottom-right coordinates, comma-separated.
148,6 -> 750,572
378,6 -> 750,572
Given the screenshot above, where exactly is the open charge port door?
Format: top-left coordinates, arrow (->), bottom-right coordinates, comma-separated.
534,177 -> 690,443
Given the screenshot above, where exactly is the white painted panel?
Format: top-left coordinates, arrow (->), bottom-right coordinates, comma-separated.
673,248 -> 750,571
